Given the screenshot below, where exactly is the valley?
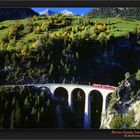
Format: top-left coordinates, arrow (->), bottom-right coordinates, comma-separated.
0,7 -> 140,129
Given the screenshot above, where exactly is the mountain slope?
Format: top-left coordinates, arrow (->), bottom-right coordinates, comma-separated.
86,7 -> 140,19
0,8 -> 38,21
0,14 -> 139,86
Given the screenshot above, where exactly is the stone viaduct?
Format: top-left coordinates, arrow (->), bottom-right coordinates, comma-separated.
3,83 -> 117,128
35,83 -> 117,128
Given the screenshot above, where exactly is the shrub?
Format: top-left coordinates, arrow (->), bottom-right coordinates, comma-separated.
1,32 -> 9,43
136,121 -> 140,129
110,114 -> 122,129
41,22 -> 48,32
23,25 -> 32,34
34,26 -> 42,34
8,25 -> 18,39
135,69 -> 140,81
123,110 -> 135,129
32,40 -> 43,49
125,72 -> 131,80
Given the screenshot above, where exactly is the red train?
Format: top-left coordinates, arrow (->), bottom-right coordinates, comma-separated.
92,84 -> 117,90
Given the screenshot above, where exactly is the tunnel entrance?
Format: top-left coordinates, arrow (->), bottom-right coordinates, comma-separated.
54,87 -> 68,104
71,88 -> 85,128
106,93 -> 113,110
90,90 -> 103,129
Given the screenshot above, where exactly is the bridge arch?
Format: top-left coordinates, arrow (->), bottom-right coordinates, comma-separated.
54,87 -> 68,104
37,86 -> 52,97
89,90 -> 103,129
71,88 -> 85,128
39,86 -> 51,92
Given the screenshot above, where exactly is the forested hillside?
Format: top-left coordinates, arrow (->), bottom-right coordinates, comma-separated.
86,8 -> 140,19
0,13 -> 140,85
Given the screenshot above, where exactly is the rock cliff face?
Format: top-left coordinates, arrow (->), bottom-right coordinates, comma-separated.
0,8 -> 38,21
102,100 -> 140,129
101,72 -> 140,129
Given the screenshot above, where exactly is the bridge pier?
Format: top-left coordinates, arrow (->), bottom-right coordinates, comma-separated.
100,94 -> 108,128
68,90 -> 73,110
84,94 -> 91,128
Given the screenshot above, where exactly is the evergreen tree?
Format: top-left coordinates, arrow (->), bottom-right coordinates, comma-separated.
0,114 -> 4,128
5,54 -> 10,66
49,64 -> 54,76
136,69 -> 140,81
10,110 -> 15,128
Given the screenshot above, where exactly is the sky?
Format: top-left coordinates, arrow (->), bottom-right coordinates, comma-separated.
32,8 -> 93,15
